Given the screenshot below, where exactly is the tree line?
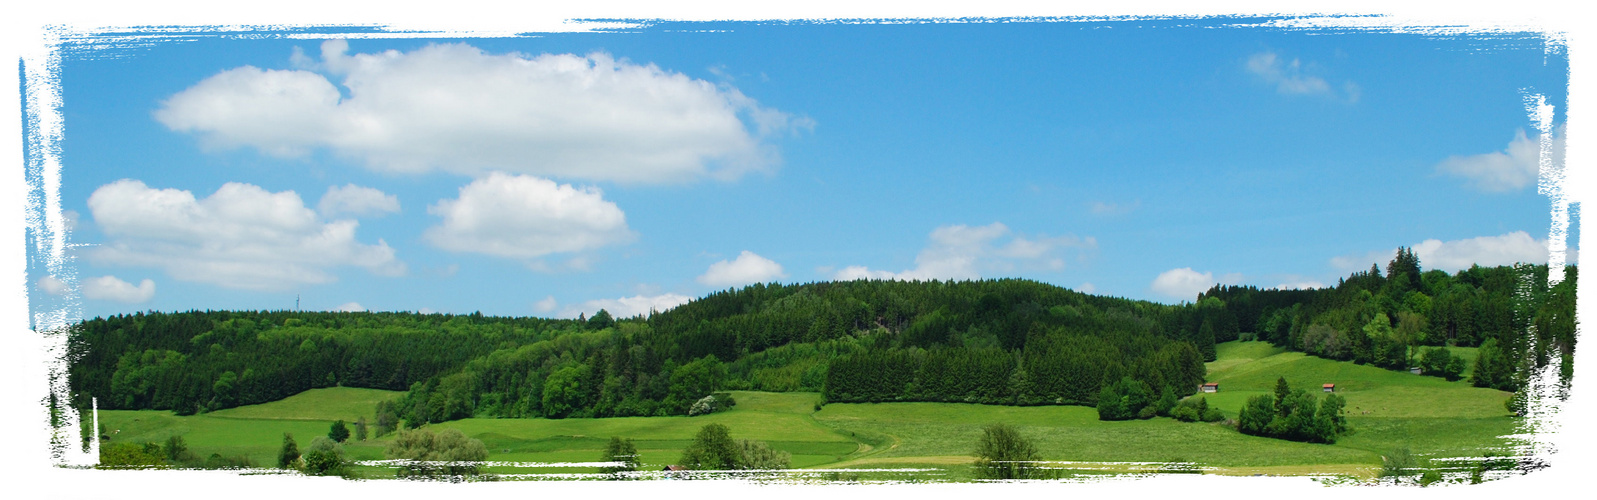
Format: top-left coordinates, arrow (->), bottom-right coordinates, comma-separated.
1199,250 -> 1575,393
69,256 -> 1572,427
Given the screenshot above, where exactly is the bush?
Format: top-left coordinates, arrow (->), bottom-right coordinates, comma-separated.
599,437 -> 640,474
1418,347 -> 1466,381
386,427 -> 489,478
736,439 -> 791,470
302,436 -> 347,476
1506,389 -> 1528,416
98,442 -> 167,468
163,435 -> 195,463
688,393 -> 738,416
973,423 -> 1048,480
1172,396 -> 1223,423
200,453 -> 255,469
1381,447 -> 1419,479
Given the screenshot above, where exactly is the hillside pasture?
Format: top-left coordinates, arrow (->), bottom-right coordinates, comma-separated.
90,341 -> 1524,482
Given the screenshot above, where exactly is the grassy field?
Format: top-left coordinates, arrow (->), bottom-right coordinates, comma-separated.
93,341 -> 1525,481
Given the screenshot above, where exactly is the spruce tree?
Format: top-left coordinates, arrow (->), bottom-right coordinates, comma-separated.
278,433 -> 300,469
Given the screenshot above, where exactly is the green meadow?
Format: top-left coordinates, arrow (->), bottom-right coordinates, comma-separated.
93,341 -> 1522,481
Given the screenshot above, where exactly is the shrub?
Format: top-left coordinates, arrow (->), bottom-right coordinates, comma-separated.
1172,396 -> 1222,423
600,437 -> 640,474
1381,447 -> 1419,479
98,442 -> 167,468
1418,347 -> 1466,381
386,427 -> 489,478
163,435 -> 195,463
736,439 -> 791,470
302,436 -> 347,476
973,423 -> 1047,480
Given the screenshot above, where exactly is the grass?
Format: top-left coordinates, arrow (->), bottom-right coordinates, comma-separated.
92,340 -> 1525,481
206,387 -> 402,422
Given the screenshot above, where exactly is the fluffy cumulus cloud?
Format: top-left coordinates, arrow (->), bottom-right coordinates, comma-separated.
333,302 -> 365,312
560,293 -> 694,320
155,40 -> 809,184
318,184 -> 399,218
1331,231 -> 1576,273
424,172 -> 635,260
1150,268 -> 1243,300
1436,128 -> 1564,193
833,222 -> 1095,281
697,251 -> 787,287
86,179 -> 405,291
1246,51 -> 1358,102
81,275 -> 156,303
37,275 -> 69,295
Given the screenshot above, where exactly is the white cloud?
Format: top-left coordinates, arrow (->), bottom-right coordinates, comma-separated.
1436,128 -> 1563,192
1089,200 -> 1140,215
1246,51 -> 1355,101
424,172 -> 635,260
1150,268 -> 1240,300
1077,282 -> 1097,294
833,222 -> 1094,281
1274,280 -> 1327,290
1330,248 -> 1396,273
318,184 -> 400,218
156,40 -> 809,184
333,302 -> 365,312
82,275 -> 155,304
1331,231 -> 1577,274
37,275 -> 68,295
561,293 -> 693,319
534,296 -> 558,313
697,251 -> 787,287
86,179 -> 405,291
1415,232 -> 1573,272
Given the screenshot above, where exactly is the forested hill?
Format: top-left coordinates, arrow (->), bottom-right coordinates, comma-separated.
68,279 -> 1213,419
67,257 -> 1575,425
1196,256 -> 1576,392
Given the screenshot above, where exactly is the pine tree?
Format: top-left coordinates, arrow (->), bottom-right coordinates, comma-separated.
278,433 -> 300,469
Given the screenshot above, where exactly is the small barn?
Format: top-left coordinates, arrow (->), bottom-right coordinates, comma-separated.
1200,382 -> 1219,393
1322,384 -> 1336,393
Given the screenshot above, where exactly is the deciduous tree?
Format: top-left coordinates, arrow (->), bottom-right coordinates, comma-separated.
600,437 -> 640,474
678,423 -> 740,470
972,423 -> 1045,480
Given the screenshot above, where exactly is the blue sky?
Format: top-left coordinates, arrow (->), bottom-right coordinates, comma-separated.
30,18 -> 1576,320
